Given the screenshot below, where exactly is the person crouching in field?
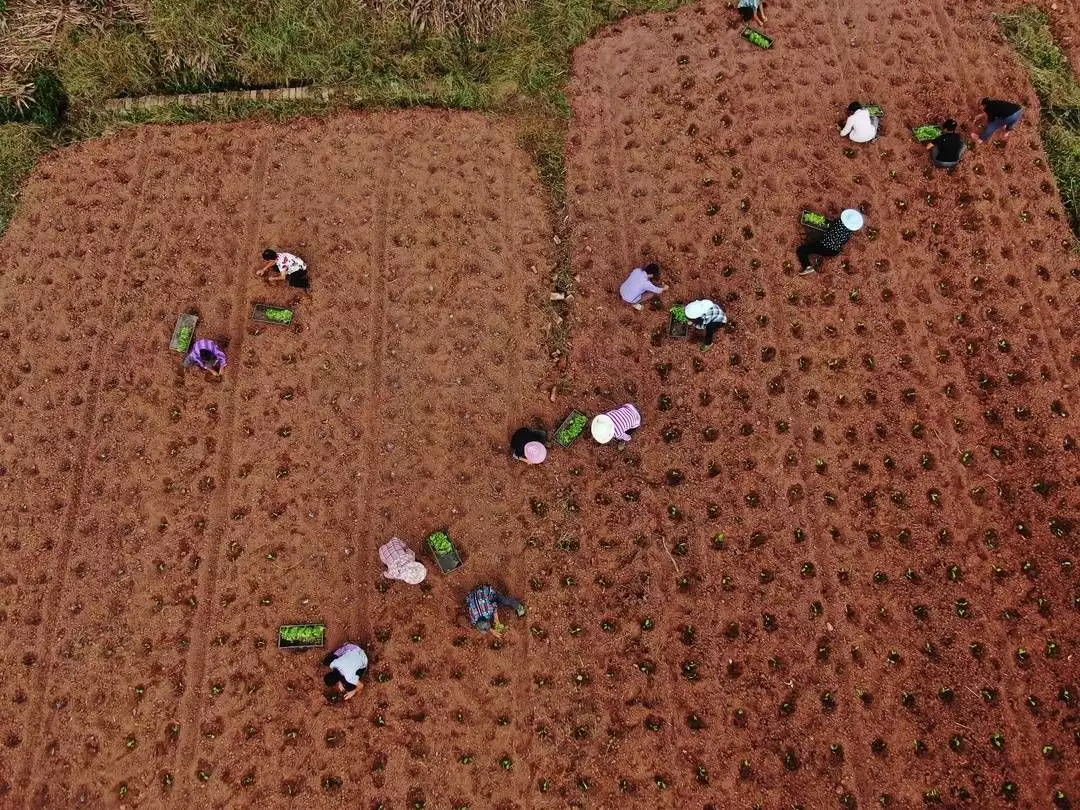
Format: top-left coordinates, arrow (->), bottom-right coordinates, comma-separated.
183,338 -> 227,378
257,249 -> 310,289
738,0 -> 766,27
591,403 -> 641,444
322,642 -> 368,700
972,98 -> 1023,146
510,426 -> 548,464
840,102 -> 879,143
797,208 -> 864,275
466,584 -> 526,637
684,299 -> 728,351
927,119 -> 966,168
619,263 -> 666,311
378,537 -> 428,585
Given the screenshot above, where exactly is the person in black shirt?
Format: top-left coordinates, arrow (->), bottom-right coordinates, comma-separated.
510,427 -> 547,464
972,98 -> 1023,145
927,119 -> 966,168
797,208 -> 864,275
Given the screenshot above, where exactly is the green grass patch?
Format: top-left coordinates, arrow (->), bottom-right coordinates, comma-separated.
0,124 -> 47,236
997,6 -> 1080,236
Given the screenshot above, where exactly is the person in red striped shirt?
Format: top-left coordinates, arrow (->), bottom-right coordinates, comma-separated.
590,403 -> 641,444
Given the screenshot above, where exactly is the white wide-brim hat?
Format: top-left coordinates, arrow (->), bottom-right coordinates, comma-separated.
591,414 -> 615,444
840,209 -> 864,231
401,561 -> 428,585
684,300 -> 710,320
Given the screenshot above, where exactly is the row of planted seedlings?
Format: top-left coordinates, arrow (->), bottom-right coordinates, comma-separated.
792,276 -> 1076,802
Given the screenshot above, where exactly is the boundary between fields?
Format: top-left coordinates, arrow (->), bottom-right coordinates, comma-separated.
103,86 -> 334,111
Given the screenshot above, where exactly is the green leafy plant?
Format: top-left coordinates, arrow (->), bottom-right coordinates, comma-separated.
670,304 -> 689,324
555,412 -> 588,446
742,28 -> 772,49
801,211 -> 828,229
278,623 -> 325,645
427,531 -> 453,556
913,124 -> 942,142
263,306 -> 293,323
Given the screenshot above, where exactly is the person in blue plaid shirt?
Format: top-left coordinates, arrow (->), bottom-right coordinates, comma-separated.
466,584 -> 526,636
684,299 -> 728,351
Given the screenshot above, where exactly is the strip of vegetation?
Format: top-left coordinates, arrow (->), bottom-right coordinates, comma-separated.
0,124 -> 47,234
997,6 -> 1080,237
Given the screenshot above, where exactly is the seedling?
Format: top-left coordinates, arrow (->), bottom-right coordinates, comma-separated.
742,27 -> 773,49
912,124 -> 942,143
669,304 -> 690,338
801,210 -> 831,231
278,623 -> 326,649
169,313 -> 198,353
554,410 -> 588,448
426,530 -> 462,574
252,303 -> 295,325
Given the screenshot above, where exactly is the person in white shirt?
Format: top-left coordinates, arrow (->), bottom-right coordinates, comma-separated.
840,102 -> 879,144
322,642 -> 368,700
257,248 -> 310,289
619,263 -> 666,311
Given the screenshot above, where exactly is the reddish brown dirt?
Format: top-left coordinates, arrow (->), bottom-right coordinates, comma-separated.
0,1 -> 1078,808
0,111 -> 556,808
562,0 -> 1077,807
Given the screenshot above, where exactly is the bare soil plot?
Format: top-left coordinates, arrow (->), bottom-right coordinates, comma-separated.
0,110 -> 556,808
560,0 -> 1077,806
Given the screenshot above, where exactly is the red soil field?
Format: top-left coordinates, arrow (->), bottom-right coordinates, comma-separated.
0,0 -> 1077,807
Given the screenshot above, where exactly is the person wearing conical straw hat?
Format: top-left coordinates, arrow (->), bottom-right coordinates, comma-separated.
591,403 -> 641,445
378,537 -> 428,585
797,208 -> 864,275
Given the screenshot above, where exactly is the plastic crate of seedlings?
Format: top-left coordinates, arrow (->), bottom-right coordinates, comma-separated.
427,529 -> 463,574
278,623 -> 326,649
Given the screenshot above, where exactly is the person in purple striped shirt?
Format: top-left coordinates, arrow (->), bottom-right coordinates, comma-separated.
183,338 -> 227,377
590,403 -> 641,444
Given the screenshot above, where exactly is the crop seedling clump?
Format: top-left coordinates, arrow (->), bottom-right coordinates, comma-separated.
555,412 -> 588,447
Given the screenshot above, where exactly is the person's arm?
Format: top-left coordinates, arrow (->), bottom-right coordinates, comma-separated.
644,280 -> 665,294
972,111 -> 987,125
758,1 -> 766,23
256,260 -> 276,277
840,115 -> 854,137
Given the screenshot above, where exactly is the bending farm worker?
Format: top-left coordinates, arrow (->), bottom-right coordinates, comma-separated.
737,0 -> 766,27
591,403 -> 641,444
510,426 -> 548,464
466,584 -> 526,637
378,537 -> 428,584
183,338 -> 227,377
927,119 -> 966,168
684,299 -> 728,351
840,101 -> 879,143
322,642 -> 368,700
972,98 -> 1023,146
257,248 -> 310,289
797,208 -> 864,275
619,263 -> 666,311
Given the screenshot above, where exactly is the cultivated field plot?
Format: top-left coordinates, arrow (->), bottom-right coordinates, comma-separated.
561,0 -> 1077,807
0,111 -> 556,807
0,2 -> 1078,810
